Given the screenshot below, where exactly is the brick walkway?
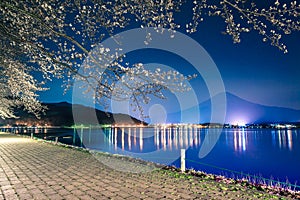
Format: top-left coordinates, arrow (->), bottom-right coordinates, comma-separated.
0,133 -> 292,199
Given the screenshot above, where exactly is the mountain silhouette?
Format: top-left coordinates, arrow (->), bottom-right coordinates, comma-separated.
223,93 -> 300,123
168,93 -> 300,124
0,102 -> 144,126
1,94 -> 299,126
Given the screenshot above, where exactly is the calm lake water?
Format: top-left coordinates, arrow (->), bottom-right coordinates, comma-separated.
70,126 -> 300,187
7,126 -> 300,187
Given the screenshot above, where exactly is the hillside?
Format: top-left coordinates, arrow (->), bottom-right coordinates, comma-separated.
0,102 -> 144,126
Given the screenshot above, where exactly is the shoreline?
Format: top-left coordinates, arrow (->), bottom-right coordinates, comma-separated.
12,132 -> 300,199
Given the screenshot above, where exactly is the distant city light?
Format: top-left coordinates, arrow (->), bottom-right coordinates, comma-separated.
233,120 -> 246,127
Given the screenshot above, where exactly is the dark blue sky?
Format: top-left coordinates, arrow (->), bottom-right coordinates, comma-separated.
193,16 -> 300,110
39,2 -> 300,117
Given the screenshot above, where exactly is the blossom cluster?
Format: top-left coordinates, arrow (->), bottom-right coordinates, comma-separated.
0,0 -> 298,118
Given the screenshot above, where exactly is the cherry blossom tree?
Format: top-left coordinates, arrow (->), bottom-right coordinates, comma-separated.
0,0 -> 299,119
0,59 -> 46,119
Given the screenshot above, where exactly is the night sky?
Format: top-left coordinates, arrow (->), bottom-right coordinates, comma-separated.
38,2 -> 300,123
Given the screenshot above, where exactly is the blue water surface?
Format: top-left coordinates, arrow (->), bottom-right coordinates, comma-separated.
73,127 -> 300,187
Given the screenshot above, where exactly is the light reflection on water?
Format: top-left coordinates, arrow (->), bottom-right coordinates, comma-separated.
271,129 -> 294,151
82,127 -> 298,155
79,127 -> 300,185
100,126 -> 202,152
232,129 -> 248,152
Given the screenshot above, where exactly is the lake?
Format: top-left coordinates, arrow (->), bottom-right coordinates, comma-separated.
5,126 -> 300,188
70,126 -> 299,188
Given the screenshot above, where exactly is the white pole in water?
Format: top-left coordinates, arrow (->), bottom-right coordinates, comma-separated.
181,149 -> 186,172
30,133 -> 33,139
55,137 -> 58,144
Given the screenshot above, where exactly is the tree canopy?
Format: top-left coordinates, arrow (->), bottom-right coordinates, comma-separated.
0,0 -> 299,119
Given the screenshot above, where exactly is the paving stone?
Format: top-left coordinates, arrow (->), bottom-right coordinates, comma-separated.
46,193 -> 63,199
14,188 -> 29,194
101,190 -> 118,197
31,193 -> 49,200
3,194 -> 19,200
115,191 -> 132,199
41,188 -> 57,195
18,193 -> 33,200
2,189 -> 16,196
71,189 -> 86,196
63,194 -> 81,200
78,194 -> 93,200
28,188 -> 43,195
105,186 -> 120,193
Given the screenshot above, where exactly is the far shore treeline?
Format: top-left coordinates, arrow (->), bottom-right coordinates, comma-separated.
0,102 -> 299,129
